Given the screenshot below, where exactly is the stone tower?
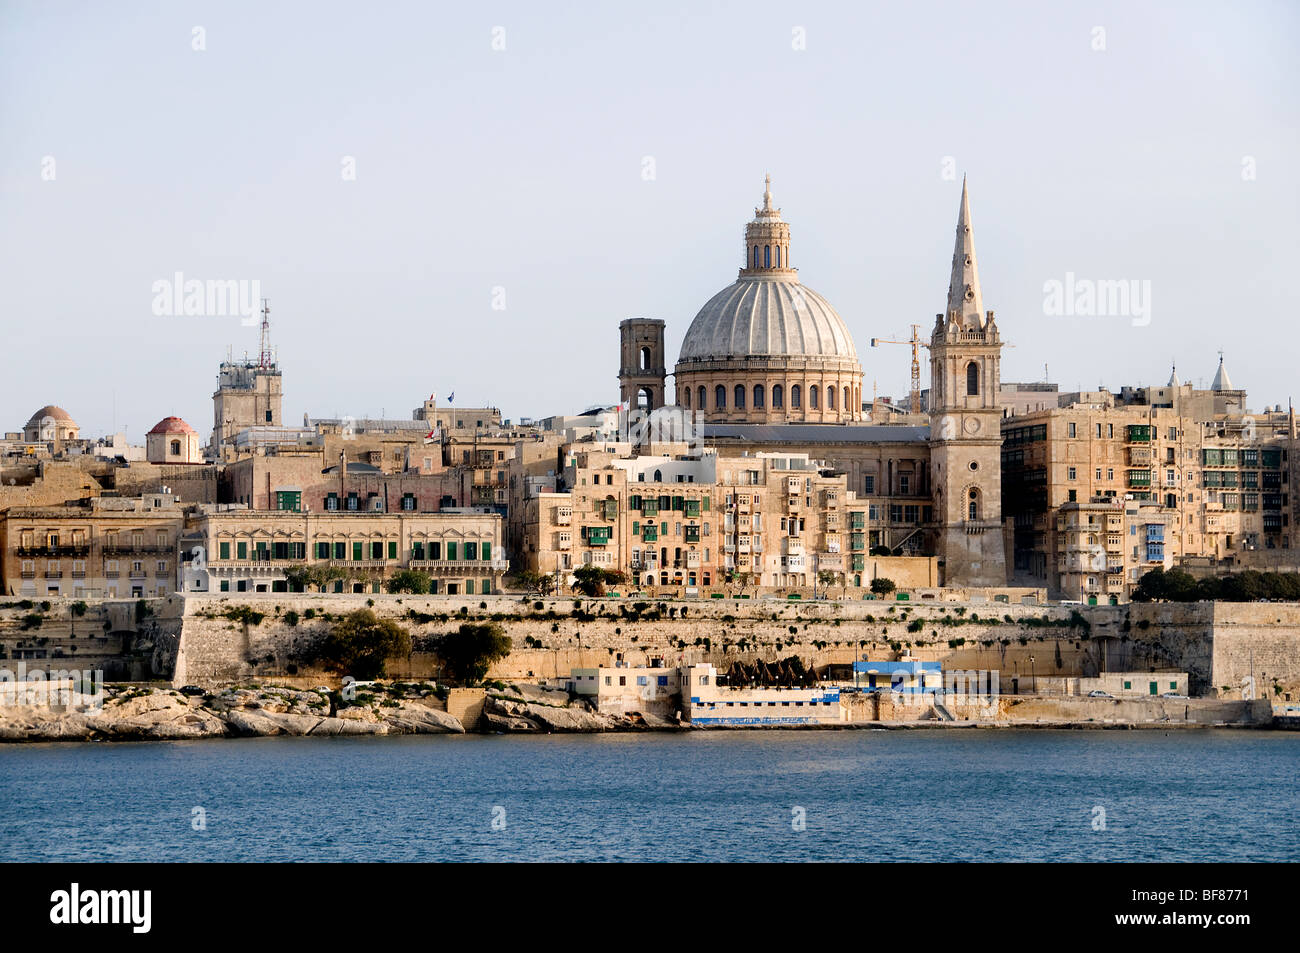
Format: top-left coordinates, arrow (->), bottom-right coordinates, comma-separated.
929,177 -> 1007,587
619,318 -> 666,412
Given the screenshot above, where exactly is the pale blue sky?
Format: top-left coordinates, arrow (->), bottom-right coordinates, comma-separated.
2,0 -> 1297,438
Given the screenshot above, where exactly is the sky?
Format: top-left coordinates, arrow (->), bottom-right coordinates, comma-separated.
1,0 -> 1297,440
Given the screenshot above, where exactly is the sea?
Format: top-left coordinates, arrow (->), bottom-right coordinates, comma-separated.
2,729 -> 1296,862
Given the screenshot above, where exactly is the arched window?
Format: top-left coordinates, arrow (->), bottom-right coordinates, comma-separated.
654,470 -> 663,481
764,245 -> 771,268
698,385 -> 706,409
753,246 -> 760,269
968,488 -> 980,521
843,386 -> 850,413
753,384 -> 765,408
810,386 -> 819,409
715,385 -> 726,409
170,439 -> 181,455
734,384 -> 745,409
772,384 -> 784,408
683,388 -> 691,409
791,385 -> 801,409
640,346 -> 651,370
827,387 -> 836,410
639,387 -> 652,410
774,246 -> 781,267
967,361 -> 980,396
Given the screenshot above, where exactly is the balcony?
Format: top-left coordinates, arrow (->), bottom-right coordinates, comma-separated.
17,545 -> 89,558
104,545 -> 171,556
555,510 -> 571,526
44,571 -> 63,579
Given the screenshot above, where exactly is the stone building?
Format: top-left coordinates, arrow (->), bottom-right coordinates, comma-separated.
21,405 -> 79,445
1002,397 -> 1296,598
526,449 -> 860,591
180,507 -> 506,595
146,417 -> 202,464
211,358 -> 282,459
0,493 -> 188,598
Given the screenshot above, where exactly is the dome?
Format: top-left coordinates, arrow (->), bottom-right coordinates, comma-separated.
147,416 -> 196,436
677,276 -> 858,364
24,405 -> 74,428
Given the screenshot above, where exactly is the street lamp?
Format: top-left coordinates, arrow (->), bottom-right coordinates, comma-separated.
1029,654 -> 1036,694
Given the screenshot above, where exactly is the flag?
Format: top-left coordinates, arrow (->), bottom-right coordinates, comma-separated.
423,425 -> 441,445
448,391 -> 455,404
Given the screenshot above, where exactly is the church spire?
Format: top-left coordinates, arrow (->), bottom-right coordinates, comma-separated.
946,175 -> 985,329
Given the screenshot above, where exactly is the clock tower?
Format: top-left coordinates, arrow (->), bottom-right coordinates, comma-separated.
929,177 -> 1007,587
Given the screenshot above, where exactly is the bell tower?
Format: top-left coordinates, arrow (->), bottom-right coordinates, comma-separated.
619,318 -> 666,412
929,177 -> 1007,587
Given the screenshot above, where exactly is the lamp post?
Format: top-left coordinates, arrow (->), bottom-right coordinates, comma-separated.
1029,654 -> 1036,694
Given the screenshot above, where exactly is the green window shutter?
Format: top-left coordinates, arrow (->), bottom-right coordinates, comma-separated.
388,541 -> 397,560
236,542 -> 247,560
632,521 -> 639,535
703,495 -> 710,511
448,542 -> 458,560
352,542 -> 362,561
219,580 -> 229,592
482,541 -> 491,560
431,542 -> 441,560
219,542 -> 230,560
661,522 -> 668,536
315,542 -> 328,559
334,542 -> 345,560
370,541 -> 382,559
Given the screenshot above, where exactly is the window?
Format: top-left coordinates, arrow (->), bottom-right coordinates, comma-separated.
325,493 -> 339,511
698,385 -> 706,409
764,245 -> 770,268
966,362 -> 979,396
827,387 -> 835,410
1068,467 -> 1077,480
864,474 -> 875,495
791,385 -> 801,408
772,384 -> 783,408
715,385 -> 726,409
219,542 -> 230,560
753,384 -> 764,408
810,386 -> 819,409
734,384 -> 745,409
170,439 -> 181,455
752,246 -> 759,268
968,488 -> 979,521
402,493 -> 416,511
1068,422 -> 1077,438
1096,468 -> 1102,480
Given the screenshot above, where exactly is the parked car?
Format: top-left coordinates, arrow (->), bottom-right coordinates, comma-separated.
1161,692 -> 1188,699
178,685 -> 206,696
1087,690 -> 1113,698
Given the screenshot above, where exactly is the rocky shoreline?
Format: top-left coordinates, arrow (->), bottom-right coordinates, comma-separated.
0,681 -> 687,743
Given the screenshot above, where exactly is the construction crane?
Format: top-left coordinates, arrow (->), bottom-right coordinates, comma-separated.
870,324 -> 927,414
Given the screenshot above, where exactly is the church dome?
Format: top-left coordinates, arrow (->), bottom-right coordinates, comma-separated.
678,276 -> 857,363
25,405 -> 74,428
671,177 -> 863,424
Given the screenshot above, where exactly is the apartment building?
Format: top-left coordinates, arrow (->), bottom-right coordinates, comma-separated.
0,493 -> 188,598
181,507 -> 506,595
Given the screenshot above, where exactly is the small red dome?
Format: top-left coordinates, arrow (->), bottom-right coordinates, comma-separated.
147,416 -> 196,436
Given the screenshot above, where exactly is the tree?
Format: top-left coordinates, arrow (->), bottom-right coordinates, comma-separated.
434,622 -> 512,686
871,576 -> 896,596
385,569 -> 433,594
284,564 -> 351,593
514,570 -> 548,594
817,570 -> 836,598
310,609 -> 412,680
869,545 -> 892,557
572,565 -> 625,597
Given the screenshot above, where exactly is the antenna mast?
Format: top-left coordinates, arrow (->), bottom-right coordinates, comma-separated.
258,299 -> 273,369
